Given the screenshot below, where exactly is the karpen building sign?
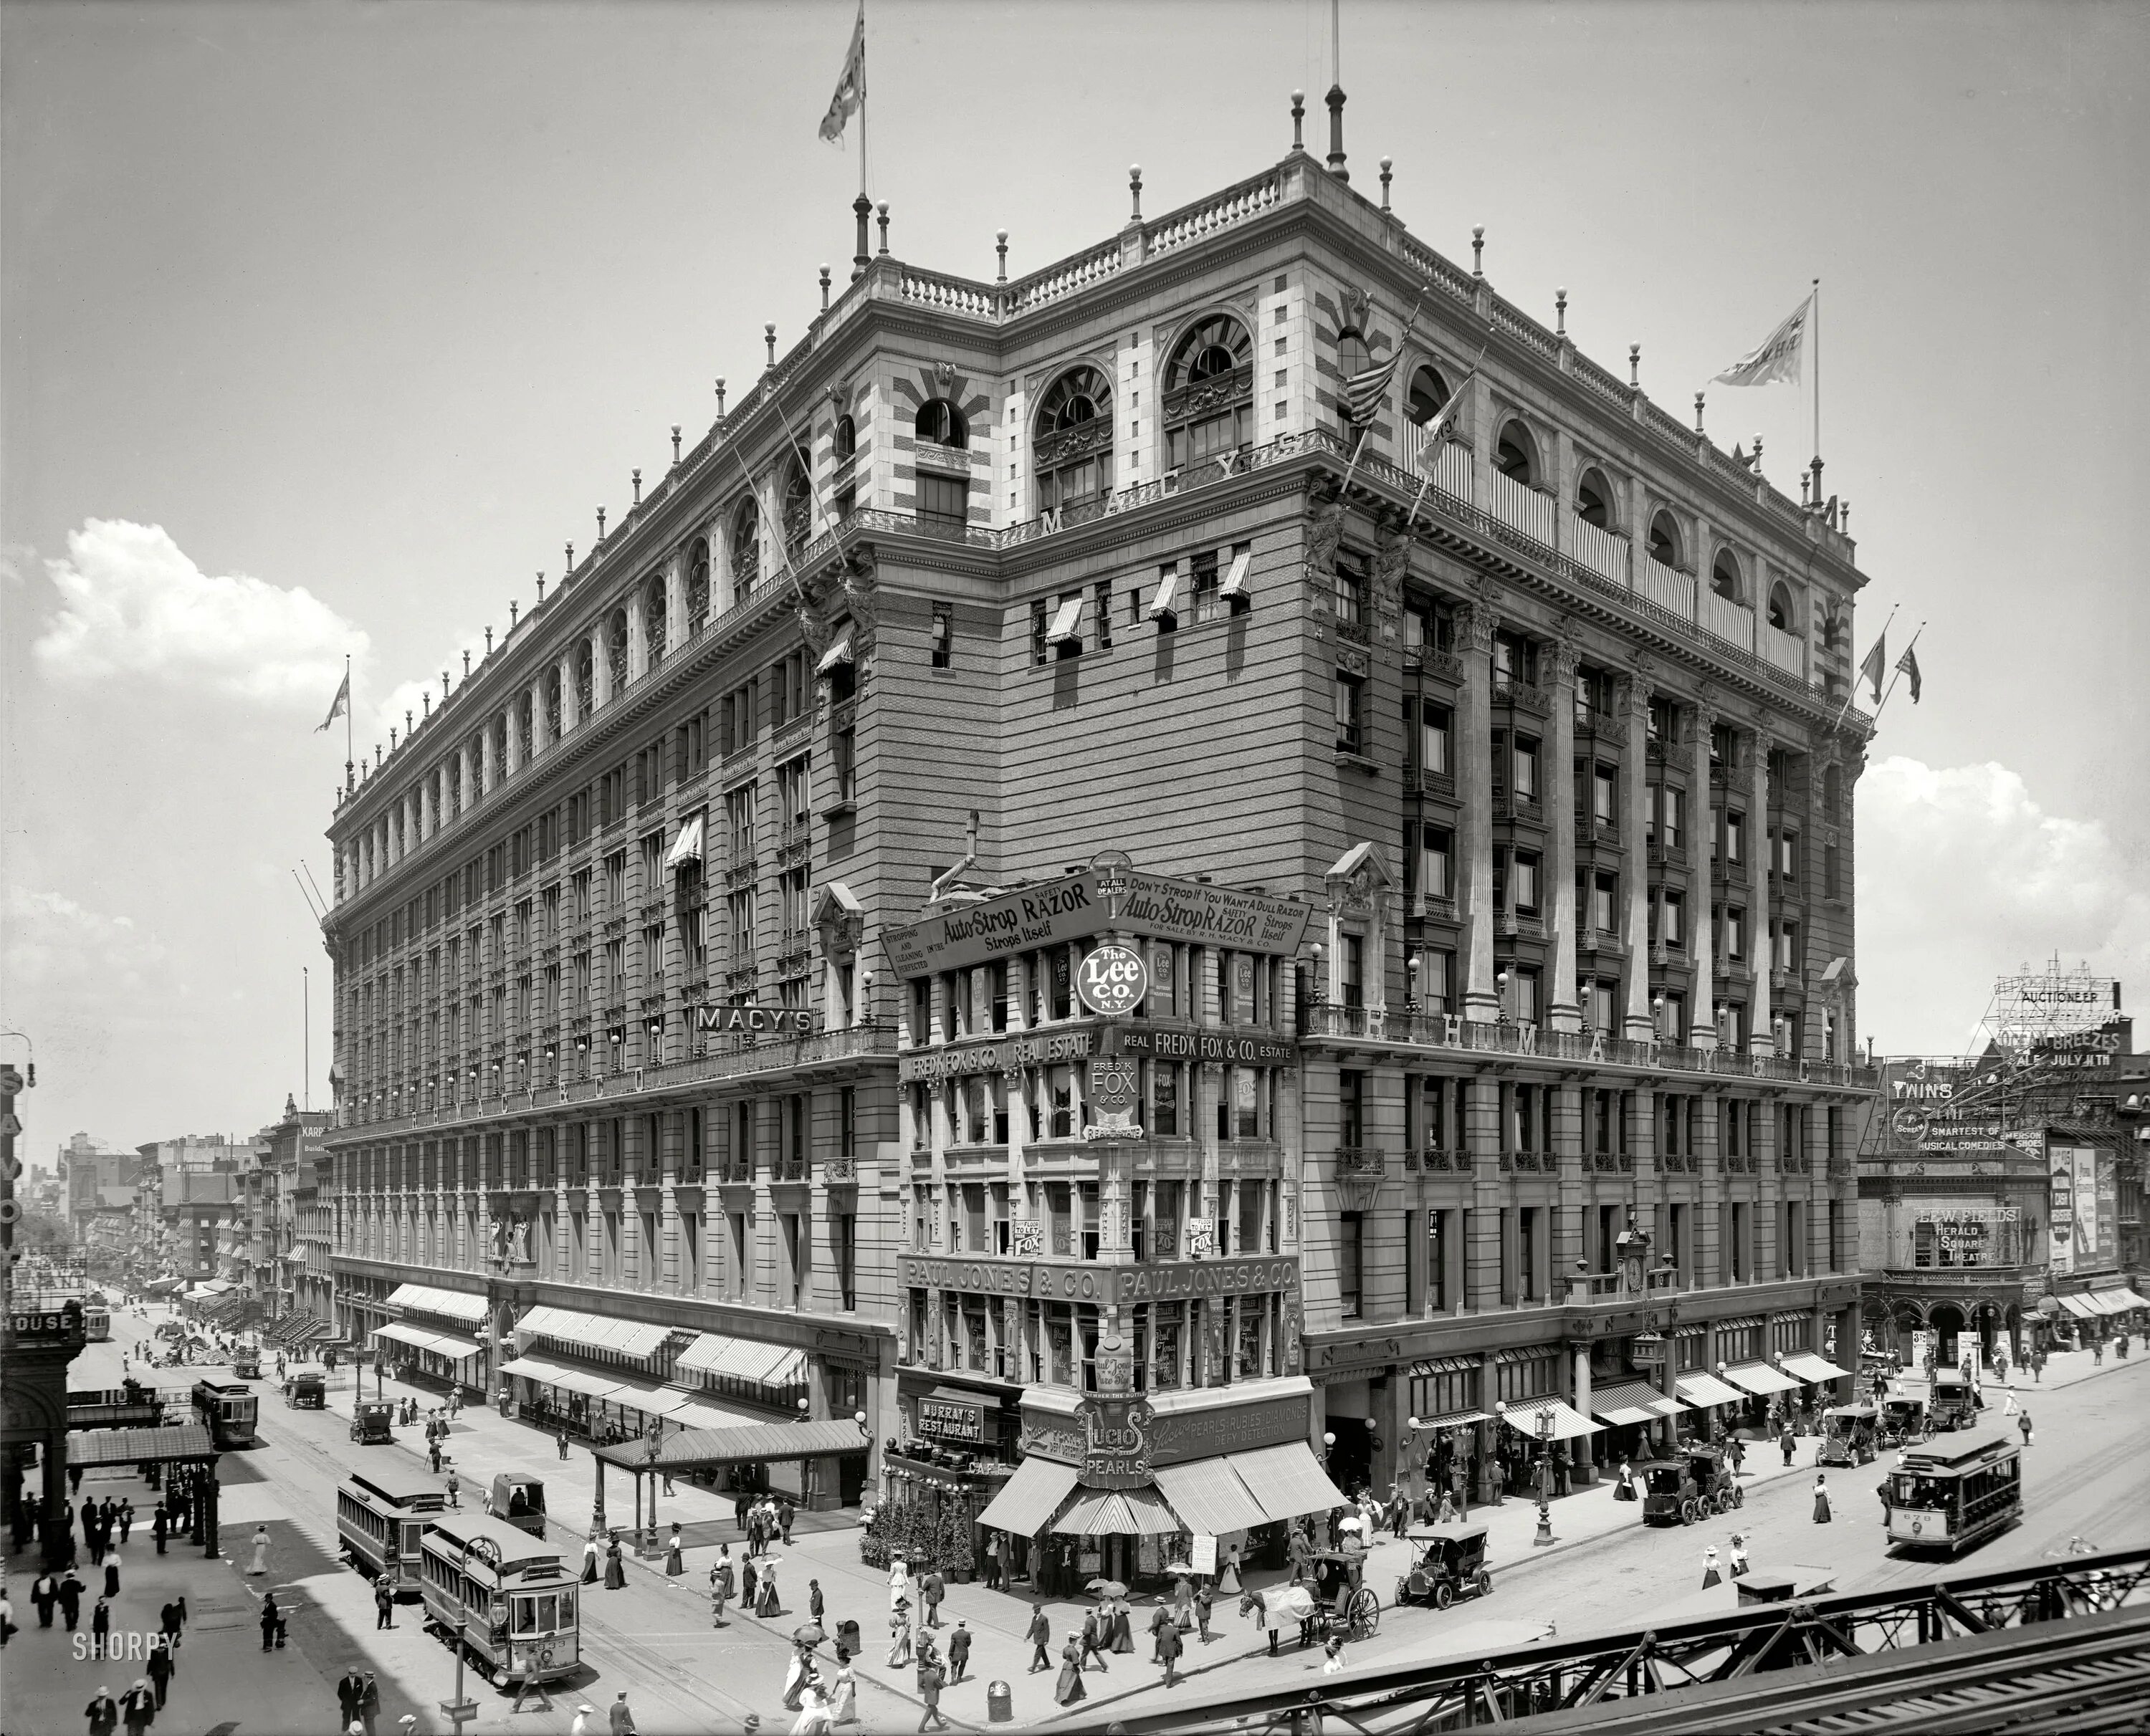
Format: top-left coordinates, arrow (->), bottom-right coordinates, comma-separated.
897,1252 -> 1298,1306
882,870 -> 1312,979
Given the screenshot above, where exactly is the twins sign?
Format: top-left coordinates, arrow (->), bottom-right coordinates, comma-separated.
1074,944 -> 1149,1016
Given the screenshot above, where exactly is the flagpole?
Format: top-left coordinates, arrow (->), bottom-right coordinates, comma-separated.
1829,600 -> 1896,734
1870,620 -> 1925,727
1811,277 -> 1821,473
344,653 -> 353,790
304,966 -> 310,1113
858,0 -> 868,201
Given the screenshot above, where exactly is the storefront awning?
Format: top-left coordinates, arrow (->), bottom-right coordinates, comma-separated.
1497,1397 -> 1603,1439
1412,1408 -> 1491,1431
2103,1287 -> 2149,1312
673,1332 -> 806,1386
498,1355 -> 624,1400
2088,1290 -> 2134,1315
1588,1382 -> 1685,1428
592,1416 -> 866,1472
1054,1485 -> 1182,1538
1152,1458 -> 1271,1536
373,1322 -> 482,1363
2054,1293 -> 2099,1320
386,1282 -> 489,1326
816,636 -> 854,673
1674,1373 -> 1748,1409
977,1457 -> 1081,1538
1224,1442 -> 1354,1522
516,1304 -> 670,1359
1722,1361 -> 1802,1396
1777,1353 -> 1851,1384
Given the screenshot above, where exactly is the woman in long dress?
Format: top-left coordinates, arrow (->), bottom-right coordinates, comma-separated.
887,1602 -> 913,1667
887,1557 -> 909,1613
582,1535 -> 601,1585
664,1524 -> 684,1578
709,1547 -> 735,1626
782,1643 -> 811,1710
1812,1474 -> 1832,1524
1109,1595 -> 1134,1654
247,1525 -> 270,1576
1055,1637 -> 1088,1706
603,1535 -> 628,1589
1701,1544 -> 1722,1588
828,1654 -> 859,1728
791,1683 -> 832,1736
758,1559 -> 780,1616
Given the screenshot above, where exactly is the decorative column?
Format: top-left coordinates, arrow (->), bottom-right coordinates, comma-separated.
1748,731 -> 1774,1053
1622,671 -> 1655,1041
590,627 -> 611,709
626,595 -> 649,684
1688,700 -> 1719,1049
659,1112 -> 682,1293
665,550 -> 687,656
1571,1343 -> 1595,1478
1461,600 -> 1501,1022
1546,636 -> 1582,1032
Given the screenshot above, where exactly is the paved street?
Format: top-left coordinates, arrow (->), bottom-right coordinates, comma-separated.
11,1306 -> 2147,1735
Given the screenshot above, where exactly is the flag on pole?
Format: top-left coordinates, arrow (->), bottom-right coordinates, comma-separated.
1896,645 -> 1921,704
1342,347 -> 1402,428
1413,369 -> 1474,474
818,4 -> 866,143
1712,294 -> 1812,388
315,668 -> 350,733
1858,631 -> 1888,705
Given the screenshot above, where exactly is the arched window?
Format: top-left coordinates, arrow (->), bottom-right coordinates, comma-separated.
686,538 -> 711,633
1405,365 -> 1453,427
732,495 -> 762,595
606,609 -> 629,693
1711,549 -> 1745,604
1767,580 -> 1797,633
1495,419 -> 1539,486
833,414 -> 857,461
545,668 -> 563,741
515,691 -> 533,762
1033,365 -> 1115,519
782,458 -> 813,557
575,641 -> 594,718
914,399 -> 968,449
1575,466 -> 1615,529
1647,509 -> 1684,570
1335,328 -> 1373,431
1162,313 -> 1252,471
490,714 -> 508,773
644,573 -> 668,665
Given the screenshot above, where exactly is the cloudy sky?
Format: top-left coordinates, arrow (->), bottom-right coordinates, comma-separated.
3,0 -> 2146,1156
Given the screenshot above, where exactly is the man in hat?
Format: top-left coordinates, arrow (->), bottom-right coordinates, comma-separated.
337,1667 -> 366,1732
606,1690 -> 636,1735
85,1686 -> 122,1736
947,1618 -> 973,1684
119,1678 -> 157,1736
145,1639 -> 175,1709
1026,1601 -> 1052,1673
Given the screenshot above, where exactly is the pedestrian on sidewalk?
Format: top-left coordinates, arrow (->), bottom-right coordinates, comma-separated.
783,1641 -> 813,1710
1779,1426 -> 1796,1468
983,1533 -> 1003,1591
1701,1545 -> 1722,1589
104,1554 -> 121,1599
606,1690 -> 636,1735
888,1598 -> 914,1667
118,1500 -> 135,1545
829,1651 -> 859,1727
780,1496 -> 796,1546
146,1641 -> 173,1708
710,1547 -> 735,1625
157,1599 -> 182,1650
1490,1458 -> 1506,1507
375,1579 -> 395,1629
336,1669 -> 365,1730
603,1535 -> 626,1591
1730,1533 -> 1750,1576
808,1578 -> 825,1623
358,1671 -> 381,1736
1322,1637 -> 1347,1676
743,1554 -> 760,1611
1026,1601 -> 1051,1672
1158,1613 -> 1184,1687
30,1570 -> 57,1629
59,1570 -> 85,1631
1195,1581 -> 1214,1641
445,1469 -> 460,1510
1055,1638 -> 1087,1707
1811,1474 -> 1832,1524
85,1686 -> 122,1736
1145,1597 -> 1170,1663
758,1558 -> 781,1616
1220,1542 -> 1243,1595
247,1525 -> 271,1576
582,1533 -> 601,1585
92,1597 -> 112,1659
570,1707 -> 596,1736
428,1441 -> 442,1475
150,1507 -> 168,1556
259,1594 -> 280,1653
946,1618 -> 972,1683
664,1523 -> 684,1577
2018,1410 -> 2034,1447
558,1428 -> 570,1460
920,1567 -> 945,1628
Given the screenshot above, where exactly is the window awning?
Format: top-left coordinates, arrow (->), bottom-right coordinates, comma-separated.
1218,546 -> 1252,601
516,1304 -> 670,1360
1045,596 -> 1084,644
1152,1457 -> 1270,1536
2089,1290 -> 2135,1315
1675,1373 -> 1749,1409
387,1283 -> 489,1326
1412,1408 -> 1491,1431
373,1322 -> 480,1363
1147,567 -> 1180,620
674,1332 -> 806,1386
1722,1361 -> 1802,1396
1777,1353 -> 1851,1384
592,1416 -> 867,1472
497,1355 -> 624,1401
816,636 -> 854,673
2055,1293 -> 2099,1319
664,812 -> 705,871
654,1389 -> 758,1430
1054,1485 -> 1182,1538
976,1457 -> 1081,1537
1497,1397 -> 1604,1439
1224,1442 -> 1354,1522
2103,1287 -> 2149,1312
1588,1382 -> 1685,1428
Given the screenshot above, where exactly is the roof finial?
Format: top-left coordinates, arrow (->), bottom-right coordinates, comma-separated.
671,426 -> 682,465
423,690 -> 431,716
631,469 -> 641,506
1694,390 -> 1706,433
442,667 -> 452,695
536,572 -> 547,603
714,378 -> 727,418
852,189 -> 872,282
463,650 -> 472,675
1379,156 -> 1392,212
995,229 -> 1008,284
1129,165 -> 1142,222
404,707 -> 413,732
1751,433 -> 1764,474
764,324 -> 777,373
485,625 -> 494,653
875,201 -> 889,254
1629,344 -> 1641,389
1471,226 -> 1484,278
1290,90 -> 1306,153
565,540 -> 575,572
595,506 -> 606,542
1554,287 -> 1567,336
819,264 -> 831,312
1325,84 -> 1347,180
510,598 -> 520,627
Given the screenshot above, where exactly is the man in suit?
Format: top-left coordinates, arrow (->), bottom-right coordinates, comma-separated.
1025,1602 -> 1052,1673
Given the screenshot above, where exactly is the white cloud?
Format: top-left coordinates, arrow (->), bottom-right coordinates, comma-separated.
368,625 -> 493,750
31,519 -> 368,709
1,886 -> 173,1004
1856,757 -> 2150,1054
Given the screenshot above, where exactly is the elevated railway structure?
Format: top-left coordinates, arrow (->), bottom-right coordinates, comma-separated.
1112,1547 -> 2150,1736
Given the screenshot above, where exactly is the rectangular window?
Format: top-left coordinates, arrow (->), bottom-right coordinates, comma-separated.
1512,736 -> 1539,799
930,603 -> 952,668
1093,579 -> 1114,651
1592,765 -> 1618,827
1417,825 -> 1454,903
1419,701 -> 1451,776
916,472 -> 968,529
1663,888 -> 1686,948
1511,851 -> 1540,915
1339,1211 -> 1363,1319
1415,947 -> 1454,1015
1333,552 -> 1369,629
1333,673 -> 1365,756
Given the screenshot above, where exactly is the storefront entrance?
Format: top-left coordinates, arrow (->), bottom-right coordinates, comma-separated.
1324,1416 -> 1372,1495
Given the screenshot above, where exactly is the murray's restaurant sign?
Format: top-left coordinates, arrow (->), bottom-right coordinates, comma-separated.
881,870 -> 1312,979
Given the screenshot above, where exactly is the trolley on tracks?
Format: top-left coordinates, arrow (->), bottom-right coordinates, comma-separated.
1885,1429 -> 2023,1556
417,1511 -> 580,1687
83,1302 -> 113,1342
338,1471 -> 449,1596
191,1378 -> 258,1447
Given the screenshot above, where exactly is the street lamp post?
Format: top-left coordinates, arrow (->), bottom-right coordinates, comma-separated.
1533,1409 -> 1555,1547
439,1541 -> 479,1735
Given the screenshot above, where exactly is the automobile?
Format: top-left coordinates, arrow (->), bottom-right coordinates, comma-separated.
485,1474 -> 548,1538
285,1371 -> 327,1409
1929,1370 -> 1985,1431
351,1401 -> 396,1444
1394,1524 -> 1493,1610
1880,1396 -> 1931,1447
234,1350 -> 262,1381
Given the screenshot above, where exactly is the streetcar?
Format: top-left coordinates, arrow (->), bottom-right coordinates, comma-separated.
417,1511 -> 580,1687
1884,1429 -> 2023,1556
83,1302 -> 113,1342
338,1471 -> 449,1596
191,1378 -> 259,1448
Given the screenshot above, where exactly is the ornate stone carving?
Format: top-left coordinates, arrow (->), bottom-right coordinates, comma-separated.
1460,600 -> 1497,656
1304,493 -> 1347,582
1546,634 -> 1580,692
1372,529 -> 1410,645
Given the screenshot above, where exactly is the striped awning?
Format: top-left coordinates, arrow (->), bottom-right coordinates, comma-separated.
1224,1442 -> 1353,1522
1412,1408 -> 1491,1431
1054,1485 -> 1182,1538
2103,1287 -> 2149,1312
2055,1293 -> 2100,1320
1589,1382 -> 1684,1428
1722,1361 -> 1802,1396
591,1416 -> 868,1472
1496,1397 -> 1603,1439
1778,1352 -> 1851,1384
373,1322 -> 480,1362
387,1283 -> 489,1326
1675,1373 -> 1748,1409
516,1304 -> 669,1359
976,1457 -> 1081,1538
1152,1458 -> 1270,1535
674,1332 -> 807,1386
497,1355 -> 623,1400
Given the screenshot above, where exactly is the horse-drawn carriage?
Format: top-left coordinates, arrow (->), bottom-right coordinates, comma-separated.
1241,1548 -> 1382,1651
1637,1444 -> 1744,1527
1393,1524 -> 1494,1610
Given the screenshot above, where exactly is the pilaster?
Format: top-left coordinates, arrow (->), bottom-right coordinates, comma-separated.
1622,671 -> 1655,1040
1461,600 -> 1500,1022
1749,730 -> 1774,1052
1546,635 -> 1581,1032
1688,699 -> 1720,1047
